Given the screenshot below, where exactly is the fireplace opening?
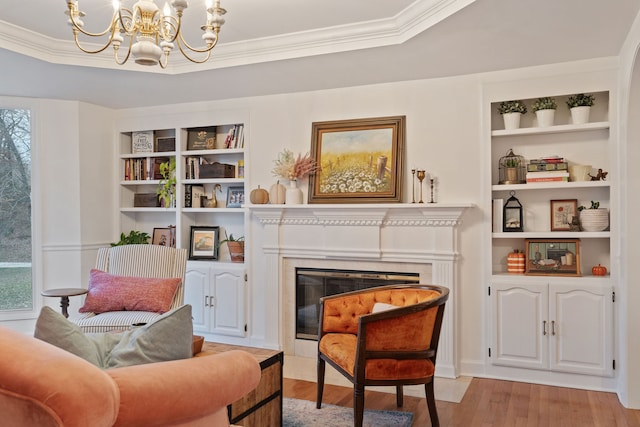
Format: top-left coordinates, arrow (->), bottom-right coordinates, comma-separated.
295,268 -> 420,340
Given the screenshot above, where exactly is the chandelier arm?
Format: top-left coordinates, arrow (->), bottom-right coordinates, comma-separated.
73,28 -> 119,55
67,8 -> 119,38
175,40 -> 213,64
176,30 -> 219,54
115,8 -> 136,35
113,34 -> 135,65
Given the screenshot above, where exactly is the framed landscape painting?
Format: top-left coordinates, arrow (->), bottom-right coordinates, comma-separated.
308,116 -> 405,204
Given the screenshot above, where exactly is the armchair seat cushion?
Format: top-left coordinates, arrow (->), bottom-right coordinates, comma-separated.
319,333 -> 435,380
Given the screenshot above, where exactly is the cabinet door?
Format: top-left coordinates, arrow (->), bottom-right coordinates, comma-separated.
184,266 -> 211,332
211,265 -> 246,337
492,282 -> 548,370
549,284 -> 613,377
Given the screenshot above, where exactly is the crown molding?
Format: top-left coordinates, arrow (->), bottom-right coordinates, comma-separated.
0,0 -> 475,74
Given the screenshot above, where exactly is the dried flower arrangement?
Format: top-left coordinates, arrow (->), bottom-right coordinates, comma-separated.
272,149 -> 319,181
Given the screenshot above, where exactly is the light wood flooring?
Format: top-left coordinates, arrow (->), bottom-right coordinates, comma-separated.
284,377 -> 640,426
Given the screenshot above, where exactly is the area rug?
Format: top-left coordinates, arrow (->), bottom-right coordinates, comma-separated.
283,398 -> 413,427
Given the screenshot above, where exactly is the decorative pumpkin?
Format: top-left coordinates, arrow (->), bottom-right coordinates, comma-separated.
269,180 -> 286,204
249,185 -> 269,204
592,264 -> 607,276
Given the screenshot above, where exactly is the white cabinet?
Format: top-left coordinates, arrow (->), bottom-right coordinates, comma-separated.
184,262 -> 246,338
491,280 -> 613,377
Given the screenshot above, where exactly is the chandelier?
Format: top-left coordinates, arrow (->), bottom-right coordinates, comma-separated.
65,0 -> 226,68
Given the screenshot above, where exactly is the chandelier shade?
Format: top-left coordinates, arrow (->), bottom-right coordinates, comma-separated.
65,0 -> 226,68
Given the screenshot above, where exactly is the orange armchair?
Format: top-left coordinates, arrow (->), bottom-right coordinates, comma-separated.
316,284 -> 449,427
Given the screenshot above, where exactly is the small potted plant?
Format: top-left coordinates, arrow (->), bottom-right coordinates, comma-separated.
566,93 -> 595,125
532,97 -> 557,127
577,200 -> 609,232
497,100 -> 527,130
156,157 -> 176,208
218,232 -> 245,263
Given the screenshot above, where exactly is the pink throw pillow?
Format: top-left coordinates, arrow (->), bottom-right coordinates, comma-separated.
79,269 -> 181,314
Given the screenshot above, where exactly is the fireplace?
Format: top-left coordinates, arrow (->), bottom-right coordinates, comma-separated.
295,268 -> 420,339
250,203 -> 472,378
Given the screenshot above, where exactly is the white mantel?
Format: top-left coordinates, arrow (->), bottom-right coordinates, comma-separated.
249,203 -> 473,378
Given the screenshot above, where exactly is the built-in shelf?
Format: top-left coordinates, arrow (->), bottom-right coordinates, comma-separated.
491,121 -> 610,137
493,231 -> 609,239
492,180 -> 610,191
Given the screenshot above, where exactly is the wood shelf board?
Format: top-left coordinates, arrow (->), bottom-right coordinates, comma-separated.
492,231 -> 610,239
492,181 -> 610,191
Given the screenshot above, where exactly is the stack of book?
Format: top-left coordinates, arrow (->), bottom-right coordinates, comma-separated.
526,156 -> 569,183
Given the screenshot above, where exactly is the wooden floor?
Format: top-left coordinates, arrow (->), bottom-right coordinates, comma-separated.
284,377 -> 640,426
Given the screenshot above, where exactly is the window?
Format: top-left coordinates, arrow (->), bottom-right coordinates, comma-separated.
0,108 -> 33,314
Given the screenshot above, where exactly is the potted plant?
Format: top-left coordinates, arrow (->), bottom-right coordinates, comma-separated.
497,100 -> 527,130
566,93 -> 595,124
577,200 -> 609,232
218,233 -> 245,263
111,230 -> 150,246
156,157 -> 176,208
532,97 -> 557,127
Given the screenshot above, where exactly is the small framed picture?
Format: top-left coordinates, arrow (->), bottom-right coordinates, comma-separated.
155,136 -> 175,152
187,126 -> 217,150
189,226 -> 219,260
550,199 -> 578,231
132,130 -> 154,154
152,227 -> 175,247
525,239 -> 581,276
226,186 -> 244,208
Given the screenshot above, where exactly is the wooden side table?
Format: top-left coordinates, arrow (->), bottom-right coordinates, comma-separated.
41,288 -> 88,318
197,342 -> 283,426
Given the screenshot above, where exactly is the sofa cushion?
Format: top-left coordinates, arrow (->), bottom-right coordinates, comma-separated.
34,305 -> 193,369
79,269 -> 181,314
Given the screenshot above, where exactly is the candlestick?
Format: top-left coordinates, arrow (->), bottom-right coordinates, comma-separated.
411,168 -> 416,203
417,170 -> 426,203
429,178 -> 435,203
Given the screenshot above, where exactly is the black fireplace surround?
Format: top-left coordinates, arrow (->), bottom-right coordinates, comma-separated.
295,268 -> 420,340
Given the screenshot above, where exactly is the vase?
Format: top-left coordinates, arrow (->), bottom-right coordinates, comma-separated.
570,106 -> 591,124
502,112 -> 521,130
285,180 -> 303,205
535,109 -> 555,127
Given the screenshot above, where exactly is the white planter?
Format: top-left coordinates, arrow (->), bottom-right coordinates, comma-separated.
579,209 -> 609,232
535,109 -> 555,127
502,112 -> 522,130
570,106 -> 591,124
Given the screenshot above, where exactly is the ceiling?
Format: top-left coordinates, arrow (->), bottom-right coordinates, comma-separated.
0,0 -> 639,109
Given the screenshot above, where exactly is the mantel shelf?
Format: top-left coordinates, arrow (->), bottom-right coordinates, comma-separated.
248,203 -> 474,226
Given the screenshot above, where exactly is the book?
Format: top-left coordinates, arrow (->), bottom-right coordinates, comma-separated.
527,162 -> 568,172
530,156 -> 565,164
527,176 -> 569,183
526,171 -> 569,178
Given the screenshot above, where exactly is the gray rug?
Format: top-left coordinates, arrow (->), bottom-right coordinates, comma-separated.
283,397 -> 413,427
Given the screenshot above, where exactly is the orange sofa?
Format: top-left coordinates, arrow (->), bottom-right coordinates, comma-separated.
0,326 -> 261,427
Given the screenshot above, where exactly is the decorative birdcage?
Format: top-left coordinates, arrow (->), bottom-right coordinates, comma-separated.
498,148 -> 526,184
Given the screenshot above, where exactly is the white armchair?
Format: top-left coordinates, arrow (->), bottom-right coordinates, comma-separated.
71,244 -> 188,333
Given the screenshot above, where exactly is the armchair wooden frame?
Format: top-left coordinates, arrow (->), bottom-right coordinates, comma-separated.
316,284 -> 449,427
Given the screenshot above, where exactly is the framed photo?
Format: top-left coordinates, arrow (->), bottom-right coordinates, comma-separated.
189,226 -> 219,260
155,136 -> 175,152
132,130 -> 154,154
152,227 -> 175,247
525,239 -> 581,276
187,126 -> 217,150
308,115 -> 405,204
226,186 -> 244,208
550,199 -> 578,231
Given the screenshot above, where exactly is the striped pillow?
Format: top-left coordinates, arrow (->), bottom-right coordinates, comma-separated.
79,269 -> 181,314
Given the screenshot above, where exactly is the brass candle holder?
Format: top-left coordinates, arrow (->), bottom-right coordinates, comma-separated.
417,170 -> 426,203
429,178 -> 435,203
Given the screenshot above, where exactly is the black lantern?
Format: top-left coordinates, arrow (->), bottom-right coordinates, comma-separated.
503,191 -> 523,232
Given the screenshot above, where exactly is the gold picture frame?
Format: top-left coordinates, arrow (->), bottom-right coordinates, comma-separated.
525,238 -> 581,276
308,116 -> 405,204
